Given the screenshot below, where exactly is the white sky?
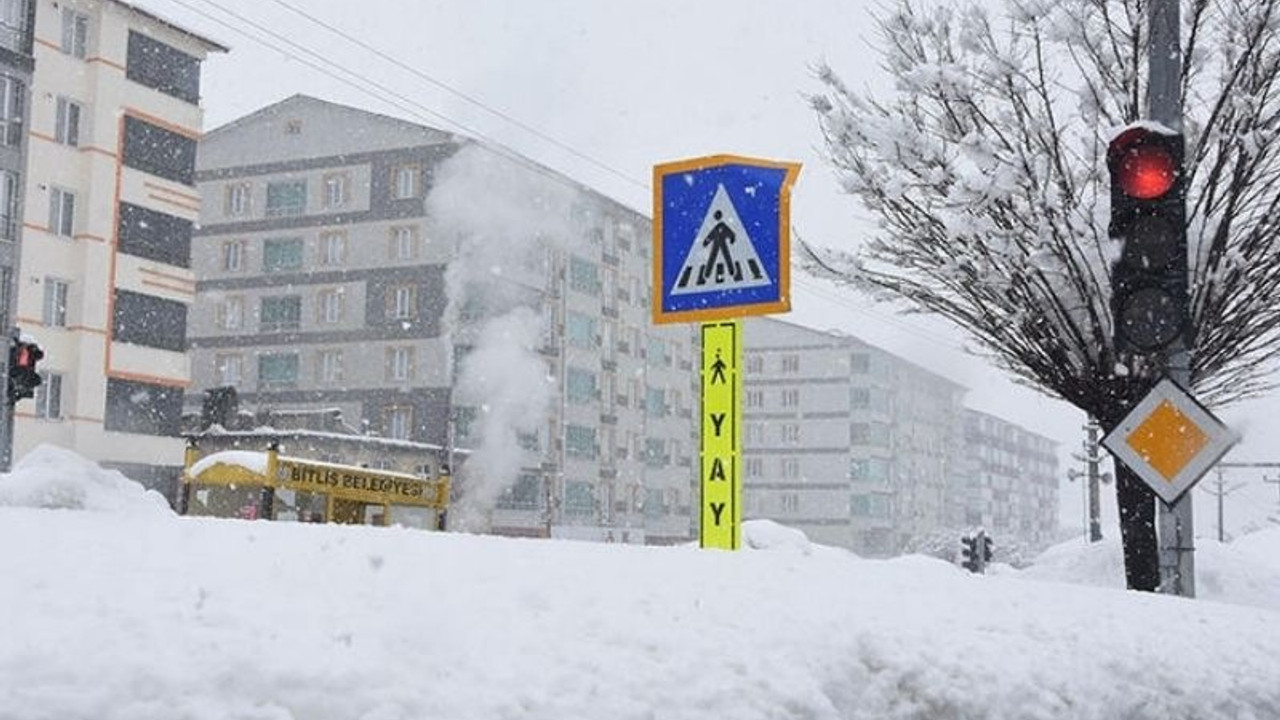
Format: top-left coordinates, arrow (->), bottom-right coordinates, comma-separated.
137,0 -> 1280,532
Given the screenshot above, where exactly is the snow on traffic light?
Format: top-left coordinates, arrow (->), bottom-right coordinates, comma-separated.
1107,125 -> 1188,355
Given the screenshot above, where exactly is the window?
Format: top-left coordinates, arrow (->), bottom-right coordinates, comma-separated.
389,225 -> 418,260
0,75 -> 23,146
387,284 -> 416,319
386,346 -> 415,381
386,406 -> 412,440
851,494 -> 890,518
319,231 -> 346,266
260,295 -> 301,332
257,354 -> 299,389
646,336 -> 666,364
746,390 -> 763,408
564,481 -> 594,515
104,378 -> 182,436
265,180 -> 306,217
781,388 -> 800,407
284,119 -> 302,135
0,0 -> 29,54
55,97 -> 80,146
851,353 -> 871,374
645,386 -> 666,417
122,116 -> 196,186
781,493 -> 800,512
569,256 -> 600,295
113,290 -> 187,352
42,278 -> 68,327
392,164 -> 419,199
746,457 -> 763,477
215,354 -> 243,385
782,458 -> 800,478
323,172 -> 349,209
60,8 -> 87,59
262,238 -> 303,272
566,425 -> 597,459
566,367 -> 597,405
49,187 -> 74,237
747,354 -> 764,373
851,387 -> 869,409
117,202 -> 192,267
498,474 -> 541,510
222,241 -> 245,272
0,169 -> 15,240
126,31 -> 201,104
225,183 -> 250,216
566,312 -> 596,349
781,354 -> 800,373
781,423 -> 800,444
216,296 -> 243,330
643,438 -> 666,467
318,288 -> 343,324
35,372 -> 62,419
850,458 -> 892,483
318,350 -> 342,384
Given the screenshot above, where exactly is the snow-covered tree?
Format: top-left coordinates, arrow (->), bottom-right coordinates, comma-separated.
807,0 -> 1280,590
807,0 -> 1280,414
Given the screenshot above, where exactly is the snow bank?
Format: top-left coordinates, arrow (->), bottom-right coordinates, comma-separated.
0,444 -> 172,516
188,449 -> 269,477
1,507 -> 1278,720
1018,529 -> 1280,613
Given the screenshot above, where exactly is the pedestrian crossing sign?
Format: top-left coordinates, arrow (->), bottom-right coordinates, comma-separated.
652,154 -> 800,324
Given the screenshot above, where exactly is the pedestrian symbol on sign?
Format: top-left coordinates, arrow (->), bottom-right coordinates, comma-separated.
670,184 -> 771,297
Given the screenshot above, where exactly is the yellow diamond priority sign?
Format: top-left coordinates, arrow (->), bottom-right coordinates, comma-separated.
1102,378 -> 1238,504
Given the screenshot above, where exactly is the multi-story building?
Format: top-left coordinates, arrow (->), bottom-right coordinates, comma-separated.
741,317 -> 967,555
11,0 -> 224,489
0,0 -> 34,469
189,95 -> 696,545
959,409 -> 1059,547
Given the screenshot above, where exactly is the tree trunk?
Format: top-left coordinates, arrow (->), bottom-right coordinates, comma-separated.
1114,463 -> 1160,592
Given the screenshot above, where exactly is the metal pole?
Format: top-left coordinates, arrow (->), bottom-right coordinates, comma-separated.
1086,418 -> 1103,542
1216,468 -> 1225,543
1148,0 -> 1195,598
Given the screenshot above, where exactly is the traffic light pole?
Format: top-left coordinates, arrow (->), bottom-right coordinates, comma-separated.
1149,0 -> 1195,598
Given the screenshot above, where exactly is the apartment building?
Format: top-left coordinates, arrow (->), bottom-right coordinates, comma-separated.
0,0 -> 33,468
959,409 -> 1059,547
189,95 -> 697,544
741,317 -> 967,554
10,0 -> 224,489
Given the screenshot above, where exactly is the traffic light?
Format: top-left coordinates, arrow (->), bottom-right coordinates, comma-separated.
960,534 -> 979,573
982,534 -> 994,565
7,338 -> 43,404
1107,125 -> 1188,355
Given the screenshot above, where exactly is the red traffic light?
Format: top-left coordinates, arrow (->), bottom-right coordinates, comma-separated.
1110,128 -> 1179,200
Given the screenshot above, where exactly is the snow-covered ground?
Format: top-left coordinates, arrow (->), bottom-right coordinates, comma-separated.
2,446 -> 1279,720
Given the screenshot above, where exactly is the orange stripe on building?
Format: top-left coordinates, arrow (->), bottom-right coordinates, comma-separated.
66,325 -> 108,335
15,316 -> 41,326
143,181 -> 201,204
124,108 -> 201,140
72,233 -> 108,243
86,56 -> 126,72
23,222 -> 49,233
69,415 -> 106,424
28,130 -> 57,144
33,37 -> 59,51
138,267 -> 196,285
147,193 -> 200,213
107,369 -> 191,389
141,278 -> 195,296
79,145 -> 118,159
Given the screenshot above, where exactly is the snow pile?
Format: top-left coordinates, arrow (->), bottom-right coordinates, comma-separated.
743,518 -> 816,554
188,449 -> 270,477
1017,529 -> 1280,613
0,444 -> 171,516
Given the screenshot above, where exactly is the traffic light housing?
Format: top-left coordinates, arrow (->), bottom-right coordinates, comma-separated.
982,534 -> 993,564
8,338 -> 43,404
960,534 -> 979,573
1108,126 -> 1188,355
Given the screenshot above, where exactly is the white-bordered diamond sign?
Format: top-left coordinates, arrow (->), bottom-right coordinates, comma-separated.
1102,377 -> 1239,504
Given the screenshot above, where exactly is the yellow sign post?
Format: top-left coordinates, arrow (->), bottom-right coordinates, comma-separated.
700,320 -> 742,550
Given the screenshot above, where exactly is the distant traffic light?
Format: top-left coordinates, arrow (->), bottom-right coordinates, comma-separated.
7,337 -> 43,404
982,534 -> 993,565
1108,125 -> 1188,354
960,534 -> 979,573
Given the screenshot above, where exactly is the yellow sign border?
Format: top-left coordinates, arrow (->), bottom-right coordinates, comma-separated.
652,154 -> 800,325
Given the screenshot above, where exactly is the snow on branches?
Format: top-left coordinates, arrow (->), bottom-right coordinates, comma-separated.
807,0 -> 1280,417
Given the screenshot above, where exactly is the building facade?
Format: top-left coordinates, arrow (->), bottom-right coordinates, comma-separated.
189,95 -> 697,544
0,0 -> 34,468
742,317 -> 1059,556
959,409 -> 1060,547
11,0 -> 224,488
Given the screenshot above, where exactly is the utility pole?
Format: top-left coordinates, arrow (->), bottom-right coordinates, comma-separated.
1200,467 -> 1244,543
1148,0 -> 1195,598
1069,417 -> 1108,542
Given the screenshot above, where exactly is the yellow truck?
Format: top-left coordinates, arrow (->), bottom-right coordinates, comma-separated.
180,442 -> 450,530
